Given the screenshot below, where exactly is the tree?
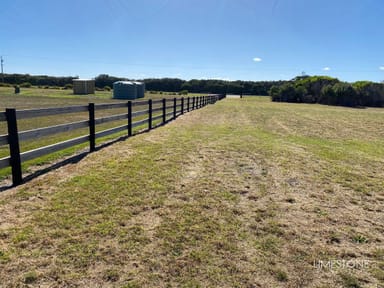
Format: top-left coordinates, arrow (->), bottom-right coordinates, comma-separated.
332,83 -> 358,107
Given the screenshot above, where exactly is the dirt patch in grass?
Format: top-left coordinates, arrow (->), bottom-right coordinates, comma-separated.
0,97 -> 383,287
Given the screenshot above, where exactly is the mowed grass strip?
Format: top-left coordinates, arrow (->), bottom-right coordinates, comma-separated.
0,97 -> 383,287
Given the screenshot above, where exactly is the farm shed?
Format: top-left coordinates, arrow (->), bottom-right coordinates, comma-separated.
73,79 -> 95,95
113,81 -> 137,99
134,81 -> 145,98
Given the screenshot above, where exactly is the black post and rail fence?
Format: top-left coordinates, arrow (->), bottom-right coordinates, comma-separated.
0,94 -> 226,186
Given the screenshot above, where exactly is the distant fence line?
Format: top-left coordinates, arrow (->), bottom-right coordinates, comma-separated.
0,94 -> 226,186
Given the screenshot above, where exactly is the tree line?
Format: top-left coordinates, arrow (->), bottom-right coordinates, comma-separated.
94,75 -> 285,95
1,73 -> 284,95
1,73 -> 76,87
3,73 -> 382,107
269,76 -> 384,107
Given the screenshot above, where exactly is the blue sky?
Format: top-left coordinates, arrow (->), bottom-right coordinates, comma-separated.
1,0 -> 384,82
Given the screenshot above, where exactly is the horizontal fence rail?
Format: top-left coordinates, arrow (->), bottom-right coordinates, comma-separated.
0,94 -> 226,186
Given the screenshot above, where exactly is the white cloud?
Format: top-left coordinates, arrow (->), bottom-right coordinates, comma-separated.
379,66 -> 384,70
253,57 -> 262,62
323,67 -> 331,71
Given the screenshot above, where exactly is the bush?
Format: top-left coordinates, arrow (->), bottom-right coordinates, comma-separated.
279,84 -> 297,102
269,85 -> 281,101
20,82 -> 32,88
104,85 -> 111,91
353,81 -> 384,107
63,84 -> 73,90
319,85 -> 337,105
179,90 -> 188,95
294,85 -> 308,102
269,75 -> 384,107
332,83 -> 358,107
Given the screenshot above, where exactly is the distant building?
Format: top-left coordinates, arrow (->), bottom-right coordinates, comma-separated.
73,79 -> 95,95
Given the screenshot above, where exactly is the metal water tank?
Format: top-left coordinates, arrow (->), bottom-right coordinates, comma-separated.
134,82 -> 145,98
113,81 -> 137,99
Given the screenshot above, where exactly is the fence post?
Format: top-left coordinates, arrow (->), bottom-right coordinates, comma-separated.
88,103 -> 96,152
181,97 -> 184,114
162,98 -> 166,124
192,97 -> 195,110
187,97 -> 190,112
173,98 -> 177,119
6,108 -> 22,186
128,101 -> 132,137
148,99 -> 152,130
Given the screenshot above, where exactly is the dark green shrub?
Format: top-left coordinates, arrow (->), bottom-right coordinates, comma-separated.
269,85 -> 281,101
63,84 -> 73,90
104,85 -> 111,91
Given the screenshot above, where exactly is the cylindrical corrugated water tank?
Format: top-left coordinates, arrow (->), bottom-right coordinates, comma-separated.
134,82 -> 145,98
113,81 -> 137,99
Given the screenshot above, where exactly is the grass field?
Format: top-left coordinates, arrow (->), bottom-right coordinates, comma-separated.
0,96 -> 383,287
0,87 -> 201,181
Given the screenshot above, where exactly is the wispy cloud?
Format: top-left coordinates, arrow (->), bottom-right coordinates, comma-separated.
323,67 -> 331,71
253,57 -> 262,62
379,66 -> 384,70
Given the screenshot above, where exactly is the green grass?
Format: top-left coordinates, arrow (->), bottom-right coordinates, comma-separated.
0,96 -> 383,287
